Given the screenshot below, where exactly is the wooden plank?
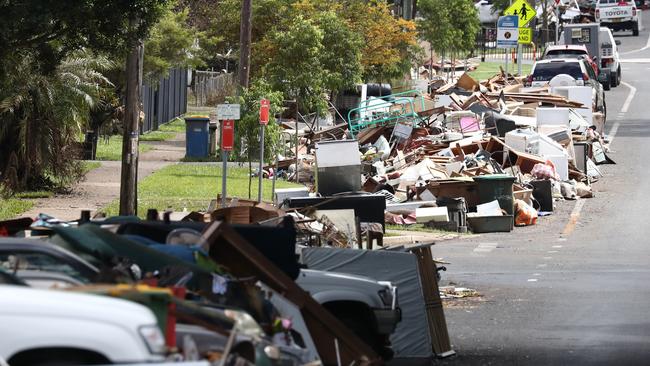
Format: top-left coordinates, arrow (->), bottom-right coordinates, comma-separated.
201,221 -> 382,365
410,245 -> 454,357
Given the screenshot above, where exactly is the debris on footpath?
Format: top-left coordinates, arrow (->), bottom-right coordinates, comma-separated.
439,286 -> 481,299
263,68 -> 612,239
0,67 -> 616,365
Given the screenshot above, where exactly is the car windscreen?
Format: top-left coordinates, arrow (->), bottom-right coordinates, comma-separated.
531,62 -> 582,82
545,50 -> 588,59
0,252 -> 91,283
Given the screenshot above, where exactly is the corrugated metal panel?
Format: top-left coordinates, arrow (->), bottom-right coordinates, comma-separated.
141,68 -> 187,133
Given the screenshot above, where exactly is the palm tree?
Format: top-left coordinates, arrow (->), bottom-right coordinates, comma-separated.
0,50 -> 113,192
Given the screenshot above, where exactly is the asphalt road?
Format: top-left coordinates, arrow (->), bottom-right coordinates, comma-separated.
432,13 -> 650,366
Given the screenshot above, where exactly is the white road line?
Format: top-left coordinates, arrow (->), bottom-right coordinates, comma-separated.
608,122 -> 620,144
537,264 -> 548,268
548,250 -> 559,254
533,273 -> 541,276
473,242 -> 498,253
620,82 -> 637,114
620,31 -> 650,55
552,245 -> 563,248
557,238 -> 567,242
543,256 -> 553,260
620,58 -> 650,63
527,279 -> 538,282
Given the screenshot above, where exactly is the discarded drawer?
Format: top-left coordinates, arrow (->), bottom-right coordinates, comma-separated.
467,215 -> 514,233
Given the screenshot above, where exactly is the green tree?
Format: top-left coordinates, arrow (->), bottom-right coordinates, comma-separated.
313,11 -> 364,94
228,79 -> 284,198
417,0 -> 479,62
186,0 -> 293,71
0,0 -> 170,69
0,51 -> 113,191
0,1 -> 170,192
346,0 -> 420,83
262,15 -> 327,112
144,7 -> 208,82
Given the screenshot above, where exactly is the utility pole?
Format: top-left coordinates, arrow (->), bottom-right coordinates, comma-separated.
238,0 -> 252,88
119,20 -> 144,216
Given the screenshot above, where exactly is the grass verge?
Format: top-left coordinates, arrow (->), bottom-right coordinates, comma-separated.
100,163 -> 303,217
0,198 -> 34,220
96,135 -> 153,161
140,117 -> 185,141
0,162 -> 102,220
96,118 -> 186,160
467,61 -> 532,81
0,191 -> 53,220
81,161 -> 101,175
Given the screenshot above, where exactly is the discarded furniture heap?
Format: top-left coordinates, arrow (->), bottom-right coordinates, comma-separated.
267,69 -> 613,237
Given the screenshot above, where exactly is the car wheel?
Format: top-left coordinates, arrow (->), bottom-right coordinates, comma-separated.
633,23 -> 639,36
611,72 -> 619,88
602,76 -> 611,91
328,306 -> 393,361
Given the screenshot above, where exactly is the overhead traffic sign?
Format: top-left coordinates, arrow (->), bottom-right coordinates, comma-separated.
497,16 -> 519,49
518,27 -> 532,44
504,0 -> 535,28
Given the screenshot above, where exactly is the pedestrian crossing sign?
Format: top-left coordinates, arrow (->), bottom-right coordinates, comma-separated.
504,0 -> 535,28
518,27 -> 532,44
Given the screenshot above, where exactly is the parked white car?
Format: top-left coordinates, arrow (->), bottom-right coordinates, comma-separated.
599,26 -> 622,87
0,285 -> 166,365
595,0 -> 640,36
527,58 -> 606,116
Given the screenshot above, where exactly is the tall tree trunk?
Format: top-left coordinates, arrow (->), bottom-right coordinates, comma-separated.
412,0 -> 418,20
238,0 -> 252,89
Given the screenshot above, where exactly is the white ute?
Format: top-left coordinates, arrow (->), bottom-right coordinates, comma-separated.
595,0 -> 640,36
0,285 -> 166,365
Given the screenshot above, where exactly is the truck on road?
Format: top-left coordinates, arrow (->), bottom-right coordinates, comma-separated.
561,23 -> 619,90
595,0 -> 640,36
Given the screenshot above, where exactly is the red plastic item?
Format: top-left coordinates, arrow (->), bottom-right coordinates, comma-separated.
259,98 -> 270,125
221,119 -> 235,151
165,287 -> 187,348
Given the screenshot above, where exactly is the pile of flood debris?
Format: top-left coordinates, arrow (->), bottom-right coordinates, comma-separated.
269,70 -> 613,238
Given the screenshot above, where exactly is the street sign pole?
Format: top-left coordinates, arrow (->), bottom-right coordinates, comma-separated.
216,104 -> 240,208
222,147 -> 228,208
258,125 -> 265,202
555,8 -> 560,44
497,15 -> 519,76
257,99 -> 270,202
517,44 -> 522,76
221,120 -> 228,208
502,0 -> 533,76
220,118 -> 236,207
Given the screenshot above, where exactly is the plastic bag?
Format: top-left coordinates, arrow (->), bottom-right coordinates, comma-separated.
514,199 -> 538,226
531,160 -> 560,180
